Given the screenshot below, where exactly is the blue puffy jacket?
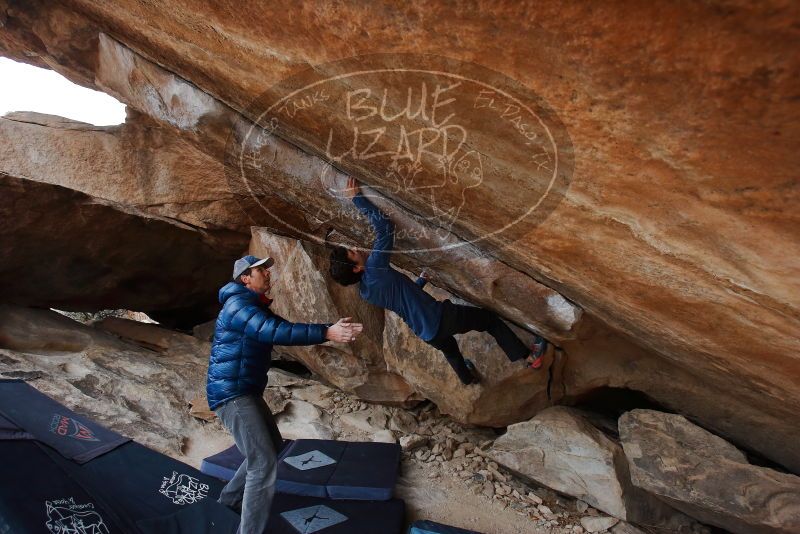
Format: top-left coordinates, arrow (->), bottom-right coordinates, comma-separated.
206,282 -> 328,410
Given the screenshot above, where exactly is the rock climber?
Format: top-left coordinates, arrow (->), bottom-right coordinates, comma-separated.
328,177 -> 548,386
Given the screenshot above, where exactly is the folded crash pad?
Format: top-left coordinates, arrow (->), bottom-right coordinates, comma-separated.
200,439 -> 294,481
202,438 -> 401,500
0,379 -> 129,463
277,439 -> 348,498
0,379 -> 240,534
325,440 -> 401,500
267,493 -> 405,534
201,443 -> 247,481
408,519 -> 483,534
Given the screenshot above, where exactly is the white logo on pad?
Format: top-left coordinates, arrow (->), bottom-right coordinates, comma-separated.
45,497 -> 109,534
281,504 -> 348,533
282,450 -> 337,471
159,471 -> 209,505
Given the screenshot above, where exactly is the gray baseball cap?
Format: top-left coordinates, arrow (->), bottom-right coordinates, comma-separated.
232,255 -> 275,281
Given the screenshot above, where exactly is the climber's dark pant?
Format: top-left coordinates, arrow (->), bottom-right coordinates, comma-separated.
426,300 -> 530,384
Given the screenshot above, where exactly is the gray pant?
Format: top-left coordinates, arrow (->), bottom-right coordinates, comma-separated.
215,394 -> 282,534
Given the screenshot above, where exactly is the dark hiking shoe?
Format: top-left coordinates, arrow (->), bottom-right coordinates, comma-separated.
464,359 -> 481,384
526,335 -> 548,370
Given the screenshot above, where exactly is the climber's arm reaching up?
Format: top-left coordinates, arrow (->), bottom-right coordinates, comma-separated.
346,177 -> 395,269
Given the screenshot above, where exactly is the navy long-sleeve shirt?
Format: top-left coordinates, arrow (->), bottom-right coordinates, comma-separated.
353,192 -> 443,341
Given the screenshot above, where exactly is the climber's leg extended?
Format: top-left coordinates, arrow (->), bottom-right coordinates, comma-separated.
442,300 -> 549,370
446,301 -> 527,360
427,334 -> 480,385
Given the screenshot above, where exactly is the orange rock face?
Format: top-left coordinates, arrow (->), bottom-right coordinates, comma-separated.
0,111 -> 248,235
1,1 -> 798,470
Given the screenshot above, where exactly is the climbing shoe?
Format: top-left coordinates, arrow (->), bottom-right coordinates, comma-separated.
526,335 -> 548,370
464,359 -> 481,384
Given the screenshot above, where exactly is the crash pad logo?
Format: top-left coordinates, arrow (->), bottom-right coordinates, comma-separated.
159,471 -> 209,505
281,504 -> 348,533
49,414 -> 99,442
225,53 -> 573,255
283,450 -> 337,471
45,497 -> 109,534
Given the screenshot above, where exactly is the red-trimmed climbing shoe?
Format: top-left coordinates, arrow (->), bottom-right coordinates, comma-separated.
526,335 -> 548,370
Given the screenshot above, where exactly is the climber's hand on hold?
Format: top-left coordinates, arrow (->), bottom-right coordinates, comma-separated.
344,177 -> 360,199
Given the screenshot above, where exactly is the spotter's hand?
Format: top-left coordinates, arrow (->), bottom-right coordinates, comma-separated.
325,317 -> 364,343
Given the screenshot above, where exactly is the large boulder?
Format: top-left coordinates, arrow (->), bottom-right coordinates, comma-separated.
490,407 -> 692,530
249,226 -> 553,425
1,0 -> 798,471
0,110 -> 251,236
248,227 -> 422,407
0,111 -> 251,324
382,285 -> 550,426
0,304 -> 229,465
619,409 -> 800,534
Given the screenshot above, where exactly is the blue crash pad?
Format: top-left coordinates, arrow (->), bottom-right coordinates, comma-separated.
200,444 -> 246,481
201,438 -> 401,500
268,493 -> 405,534
200,439 -> 294,481
277,439 -> 347,498
0,379 -> 240,534
0,379 -> 130,463
409,519 -> 483,534
325,440 -> 401,500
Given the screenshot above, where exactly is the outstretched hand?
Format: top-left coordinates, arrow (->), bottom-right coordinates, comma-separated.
344,176 -> 360,199
325,317 -> 364,343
